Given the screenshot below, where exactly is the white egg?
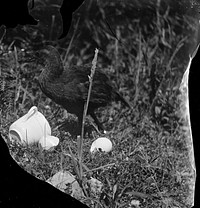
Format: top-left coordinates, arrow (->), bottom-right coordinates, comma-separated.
90,137 -> 112,153
39,135 -> 59,150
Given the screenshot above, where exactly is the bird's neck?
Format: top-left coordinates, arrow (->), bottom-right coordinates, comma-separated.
42,55 -> 64,82
48,56 -> 63,74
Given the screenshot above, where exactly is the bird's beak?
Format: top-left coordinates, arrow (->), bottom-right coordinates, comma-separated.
25,51 -> 44,66
25,52 -> 38,63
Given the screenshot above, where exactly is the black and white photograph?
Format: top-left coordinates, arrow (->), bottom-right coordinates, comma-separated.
0,0 -> 199,207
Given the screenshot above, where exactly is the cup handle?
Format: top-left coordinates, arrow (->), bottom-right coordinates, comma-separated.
26,106 -> 38,121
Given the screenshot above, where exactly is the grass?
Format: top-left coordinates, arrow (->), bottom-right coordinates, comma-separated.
0,0 -> 197,207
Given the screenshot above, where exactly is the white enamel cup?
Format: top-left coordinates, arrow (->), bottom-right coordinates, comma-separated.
9,106 -> 51,145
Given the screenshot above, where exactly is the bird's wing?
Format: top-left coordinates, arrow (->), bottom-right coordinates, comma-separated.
77,67 -> 114,103
62,65 -> 114,103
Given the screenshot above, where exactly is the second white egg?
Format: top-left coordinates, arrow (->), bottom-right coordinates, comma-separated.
90,137 -> 112,153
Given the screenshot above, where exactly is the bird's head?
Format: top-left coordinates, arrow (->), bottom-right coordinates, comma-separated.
26,45 -> 62,66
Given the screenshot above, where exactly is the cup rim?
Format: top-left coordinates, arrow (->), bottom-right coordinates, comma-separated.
9,129 -> 24,143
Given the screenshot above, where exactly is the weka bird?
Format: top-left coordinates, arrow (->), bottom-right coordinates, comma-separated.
37,45 -> 131,133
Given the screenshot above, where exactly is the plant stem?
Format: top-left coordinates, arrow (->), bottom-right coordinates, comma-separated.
77,48 -> 99,185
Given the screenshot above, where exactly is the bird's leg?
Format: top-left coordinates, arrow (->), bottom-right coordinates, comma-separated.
90,111 -> 105,133
77,114 -> 83,136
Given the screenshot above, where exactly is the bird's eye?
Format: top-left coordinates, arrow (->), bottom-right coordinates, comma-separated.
35,51 -> 40,56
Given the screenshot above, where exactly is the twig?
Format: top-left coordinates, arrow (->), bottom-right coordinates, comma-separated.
84,162 -> 115,174
49,15 -> 55,41
80,49 -> 99,139
166,36 -> 188,69
133,29 -> 142,105
78,49 -> 99,163
64,18 -> 80,63
0,27 -> 6,44
68,146 -> 88,197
